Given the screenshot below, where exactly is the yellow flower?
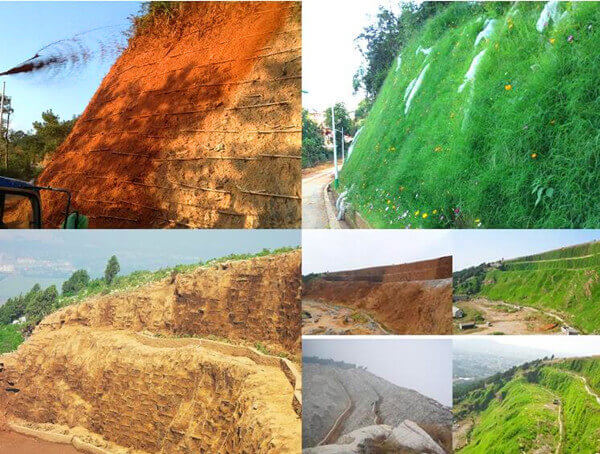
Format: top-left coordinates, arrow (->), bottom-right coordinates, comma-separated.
475,218 -> 481,223
422,213 -> 428,219
531,153 -> 538,159
434,146 -> 443,152
494,42 -> 500,50
415,210 -> 420,216
505,84 -> 513,91
550,119 -> 556,125
549,38 -> 556,44
399,186 -> 405,192
433,209 -> 438,215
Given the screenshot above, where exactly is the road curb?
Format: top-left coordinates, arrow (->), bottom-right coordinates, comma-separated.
323,181 -> 342,229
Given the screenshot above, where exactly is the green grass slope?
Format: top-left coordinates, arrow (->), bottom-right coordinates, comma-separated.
342,2 -> 600,228
0,324 -> 24,354
457,357 -> 600,453
478,241 -> 600,333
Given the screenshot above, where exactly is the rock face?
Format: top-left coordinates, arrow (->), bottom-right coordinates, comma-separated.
37,2 -> 301,228
303,257 -> 452,334
38,250 -> 301,354
302,363 -> 452,451
0,251 -> 302,453
303,421 -> 447,454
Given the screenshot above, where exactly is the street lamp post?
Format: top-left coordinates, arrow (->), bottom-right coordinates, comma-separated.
331,105 -> 339,188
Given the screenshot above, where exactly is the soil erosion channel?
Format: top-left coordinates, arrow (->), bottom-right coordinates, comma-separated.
0,251 -> 302,454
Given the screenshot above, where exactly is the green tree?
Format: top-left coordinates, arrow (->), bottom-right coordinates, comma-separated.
302,109 -> 329,168
25,285 -> 57,322
4,110 -> 77,180
104,255 -> 121,285
353,2 -> 451,100
62,269 -> 91,295
324,103 -> 353,158
0,295 -> 26,325
354,98 -> 374,128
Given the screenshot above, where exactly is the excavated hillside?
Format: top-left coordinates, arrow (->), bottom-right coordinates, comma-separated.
464,241 -> 600,334
303,363 -> 452,453
303,257 -> 453,334
0,251 -> 302,453
37,2 -> 301,228
454,356 -> 600,453
40,250 -> 302,354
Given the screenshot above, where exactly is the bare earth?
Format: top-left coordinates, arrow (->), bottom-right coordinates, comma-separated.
455,298 -> 562,335
302,299 -> 389,335
0,431 -> 80,454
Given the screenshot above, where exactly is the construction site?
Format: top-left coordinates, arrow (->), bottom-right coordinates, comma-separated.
302,256 -> 453,335
3,1 -> 301,229
0,249 -> 302,453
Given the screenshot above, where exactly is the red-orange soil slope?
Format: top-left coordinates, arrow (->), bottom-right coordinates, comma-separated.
303,257 -> 453,334
37,2 -> 301,228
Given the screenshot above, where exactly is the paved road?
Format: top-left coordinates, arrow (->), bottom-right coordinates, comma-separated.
302,167 -> 335,229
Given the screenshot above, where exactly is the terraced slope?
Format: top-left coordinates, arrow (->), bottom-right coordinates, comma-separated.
38,1 -> 301,228
341,1 -> 600,228
454,356 -> 600,453
479,241 -> 600,333
303,362 -> 452,452
0,252 -> 302,453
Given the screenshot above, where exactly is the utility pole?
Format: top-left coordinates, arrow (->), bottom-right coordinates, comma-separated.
4,109 -> 10,170
341,127 -> 345,164
331,105 -> 338,189
0,82 -> 5,170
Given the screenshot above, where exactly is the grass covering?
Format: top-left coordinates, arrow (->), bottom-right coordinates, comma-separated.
457,358 -> 600,453
477,241 -> 600,333
0,324 -> 24,354
342,2 -> 600,228
457,376 -> 558,453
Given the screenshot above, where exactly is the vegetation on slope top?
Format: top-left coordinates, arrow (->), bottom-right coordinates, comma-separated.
342,2 -> 600,228
0,246 -> 299,353
456,357 -> 600,453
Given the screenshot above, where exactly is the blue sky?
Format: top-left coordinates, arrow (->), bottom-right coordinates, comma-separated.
453,230 -> 600,270
303,338 -> 452,406
0,230 -> 300,300
0,1 -> 141,131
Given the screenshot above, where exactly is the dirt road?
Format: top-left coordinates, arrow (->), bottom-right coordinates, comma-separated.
455,298 -> 564,335
302,163 -> 341,229
0,431 -> 80,454
302,299 -> 389,335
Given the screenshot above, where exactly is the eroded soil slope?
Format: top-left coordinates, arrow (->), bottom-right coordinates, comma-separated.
0,329 -> 300,453
303,257 -> 452,334
40,250 -> 302,354
38,1 -> 301,228
0,251 -> 302,453
303,363 -> 452,451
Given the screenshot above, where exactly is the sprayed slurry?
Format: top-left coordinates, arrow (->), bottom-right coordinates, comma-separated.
0,26 -> 125,78
458,50 -> 487,93
404,63 -> 429,114
474,19 -> 497,46
347,127 -> 362,159
536,0 -> 561,32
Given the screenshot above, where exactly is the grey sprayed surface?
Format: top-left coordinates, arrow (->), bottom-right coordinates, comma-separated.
303,364 -> 452,448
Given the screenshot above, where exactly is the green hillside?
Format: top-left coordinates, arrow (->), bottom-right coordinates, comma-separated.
456,357 -> 600,453
477,241 -> 600,333
341,1 -> 600,228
